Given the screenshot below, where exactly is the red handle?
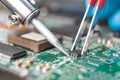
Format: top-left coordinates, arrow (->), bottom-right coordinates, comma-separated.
97,0 -> 107,8
89,0 -> 98,6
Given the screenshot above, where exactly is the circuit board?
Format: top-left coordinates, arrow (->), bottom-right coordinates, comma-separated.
0,26 -> 120,80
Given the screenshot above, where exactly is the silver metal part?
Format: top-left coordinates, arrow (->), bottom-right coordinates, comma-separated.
71,4 -> 90,51
0,0 -> 69,57
31,18 -> 69,56
81,6 -> 99,55
9,13 -> 21,26
0,0 -> 40,25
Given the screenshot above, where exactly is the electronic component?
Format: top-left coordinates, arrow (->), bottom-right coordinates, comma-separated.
106,40 -> 113,48
23,63 -> 31,69
36,63 -> 56,73
28,58 -> 34,64
42,66 -> 51,73
37,63 -> 45,69
69,49 -> 82,58
8,30 -> 63,52
0,42 -> 27,61
17,60 -> 23,67
69,49 -> 91,58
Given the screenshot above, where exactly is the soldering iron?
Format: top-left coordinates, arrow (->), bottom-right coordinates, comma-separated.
0,0 -> 69,57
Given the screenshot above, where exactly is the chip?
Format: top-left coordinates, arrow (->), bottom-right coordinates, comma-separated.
69,49 -> 82,58
8,30 -> 63,52
21,32 -> 46,42
0,42 -> 27,61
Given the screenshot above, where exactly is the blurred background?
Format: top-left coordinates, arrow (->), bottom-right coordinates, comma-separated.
0,0 -> 86,40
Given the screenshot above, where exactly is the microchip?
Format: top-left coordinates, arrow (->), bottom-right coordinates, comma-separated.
69,49 -> 90,58
0,42 -> 27,61
69,49 -> 82,58
8,30 -> 63,52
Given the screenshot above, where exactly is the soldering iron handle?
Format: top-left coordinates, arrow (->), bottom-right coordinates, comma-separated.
0,0 -> 40,25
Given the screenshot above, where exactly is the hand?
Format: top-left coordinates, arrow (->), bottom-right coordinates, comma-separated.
108,9 -> 120,32
85,0 -> 120,32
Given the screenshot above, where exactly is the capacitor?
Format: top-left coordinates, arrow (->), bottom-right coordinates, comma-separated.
106,40 -> 113,48
17,60 -> 23,67
28,58 -> 34,64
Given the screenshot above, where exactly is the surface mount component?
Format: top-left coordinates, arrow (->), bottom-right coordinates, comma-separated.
8,30 -> 63,52
69,49 -> 82,58
0,42 -> 27,60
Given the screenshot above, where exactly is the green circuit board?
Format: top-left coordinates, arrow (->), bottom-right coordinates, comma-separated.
0,26 -> 120,80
